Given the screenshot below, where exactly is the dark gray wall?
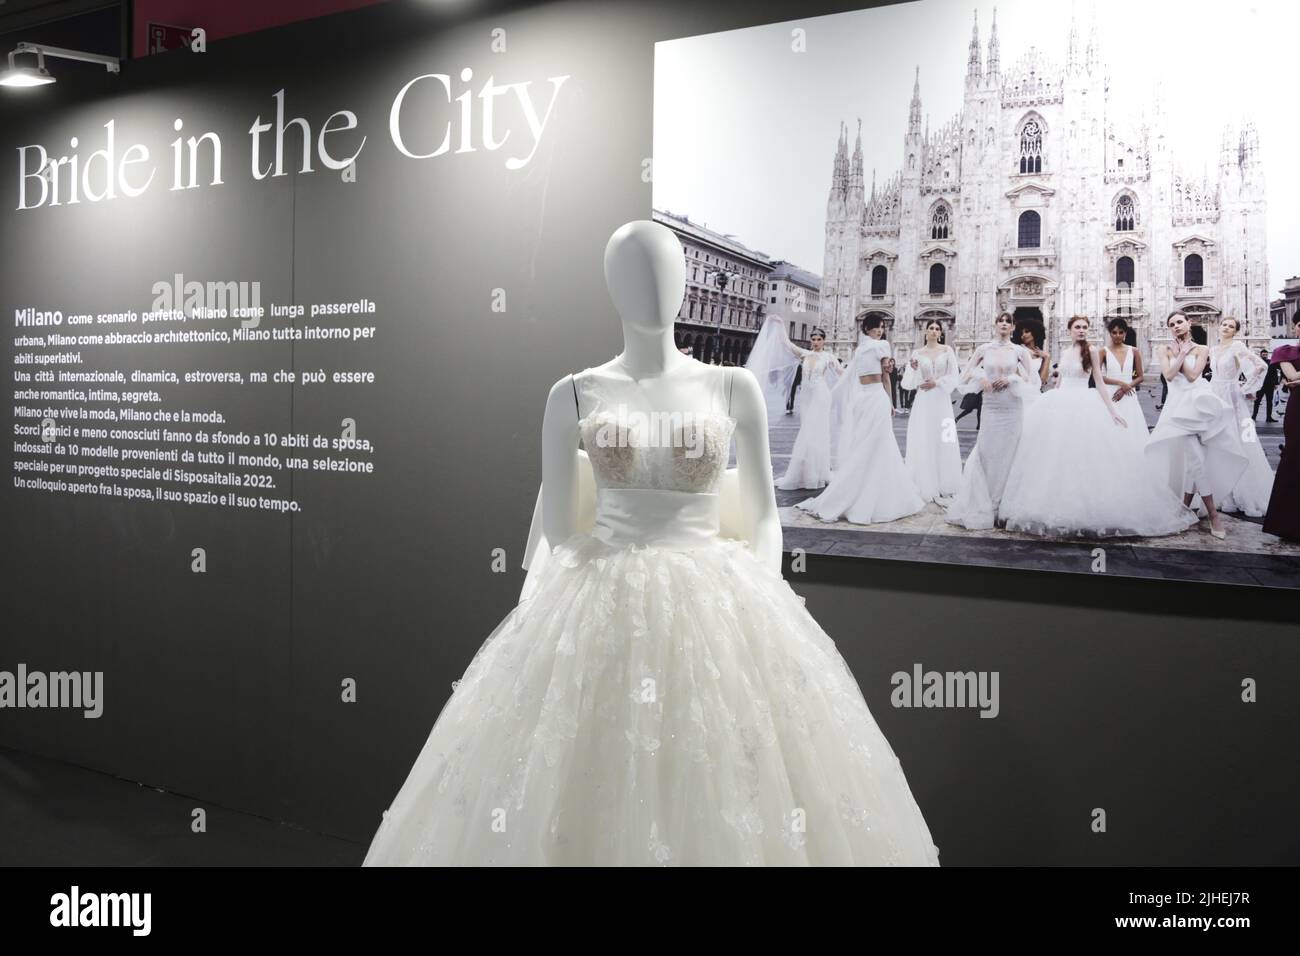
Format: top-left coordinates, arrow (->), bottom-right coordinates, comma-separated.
0,0 -> 1295,865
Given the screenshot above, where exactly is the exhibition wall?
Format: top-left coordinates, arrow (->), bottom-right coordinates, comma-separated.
0,0 -> 1295,865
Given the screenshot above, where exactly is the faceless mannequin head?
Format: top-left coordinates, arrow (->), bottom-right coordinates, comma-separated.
603,220 -> 686,334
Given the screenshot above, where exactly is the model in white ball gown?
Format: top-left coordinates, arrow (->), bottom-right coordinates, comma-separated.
362,221 -> 940,866
1208,317 -> 1274,516
746,316 -> 844,490
1099,318 -> 1149,455
999,315 -> 1198,538
944,313 -> 1039,530
900,320 -> 962,502
796,317 -> 925,525
1146,310 -> 1248,540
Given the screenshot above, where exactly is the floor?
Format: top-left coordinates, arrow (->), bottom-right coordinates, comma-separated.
0,745 -> 362,866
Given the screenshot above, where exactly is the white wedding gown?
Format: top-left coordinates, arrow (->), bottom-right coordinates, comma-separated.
796,338 -> 925,525
944,341 -> 1035,531
900,347 -> 962,501
363,365 -> 940,866
777,349 -> 841,491
1101,345 -> 1149,454
999,347 -> 1198,538
1209,341 -> 1273,516
1147,351 -> 1249,506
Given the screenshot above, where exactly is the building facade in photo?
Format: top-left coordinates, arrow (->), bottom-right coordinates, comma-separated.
766,260 -> 824,347
1270,276 -> 1300,336
653,208 -> 773,365
820,10 -> 1271,365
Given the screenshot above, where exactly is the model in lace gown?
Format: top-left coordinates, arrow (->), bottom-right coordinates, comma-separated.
999,315 -> 1197,538
796,316 -> 925,525
1146,310 -> 1247,539
1099,318 -> 1148,454
1208,317 -> 1274,516
747,319 -> 844,491
944,312 -> 1038,530
900,321 -> 962,502
363,221 -> 940,867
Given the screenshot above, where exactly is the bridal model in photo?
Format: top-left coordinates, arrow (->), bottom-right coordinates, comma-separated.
362,221 -> 940,866
944,312 -> 1038,531
1147,310 -> 1250,540
900,320 -> 962,503
795,316 -> 925,525
746,317 -> 844,491
1208,316 -> 1274,517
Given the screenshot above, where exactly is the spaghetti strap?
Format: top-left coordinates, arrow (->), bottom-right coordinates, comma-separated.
570,372 -> 581,419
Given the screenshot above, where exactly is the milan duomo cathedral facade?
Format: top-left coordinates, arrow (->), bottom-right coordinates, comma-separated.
820,10 -> 1270,365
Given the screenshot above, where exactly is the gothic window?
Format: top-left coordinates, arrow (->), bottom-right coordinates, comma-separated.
908,154 -> 916,170
1116,256 -> 1135,287
930,203 -> 951,240
1018,118 -> 1043,174
929,263 -> 946,295
871,265 -> 888,295
1183,253 -> 1204,288
1017,210 -> 1041,249
1114,194 -> 1136,231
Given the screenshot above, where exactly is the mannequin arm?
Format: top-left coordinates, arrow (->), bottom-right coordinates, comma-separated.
731,368 -> 783,574
540,376 -> 582,547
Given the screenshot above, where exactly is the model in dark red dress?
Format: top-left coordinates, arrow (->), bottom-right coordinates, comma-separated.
1263,341 -> 1300,541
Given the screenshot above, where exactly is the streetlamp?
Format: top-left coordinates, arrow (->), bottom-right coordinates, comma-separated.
705,267 -> 735,364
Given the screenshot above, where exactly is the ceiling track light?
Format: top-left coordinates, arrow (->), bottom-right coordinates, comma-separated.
0,41 -> 120,89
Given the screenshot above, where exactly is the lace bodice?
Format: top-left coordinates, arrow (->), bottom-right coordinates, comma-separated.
970,341 -> 1030,383
1057,345 -> 1092,389
797,348 -> 840,385
901,346 -> 958,392
1211,340 -> 1268,395
575,366 -> 736,494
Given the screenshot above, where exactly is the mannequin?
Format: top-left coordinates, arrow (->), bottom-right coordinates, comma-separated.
538,220 -> 782,573
362,219 -> 941,867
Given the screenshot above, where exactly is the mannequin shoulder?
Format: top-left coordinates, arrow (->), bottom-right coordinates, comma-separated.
726,366 -> 765,418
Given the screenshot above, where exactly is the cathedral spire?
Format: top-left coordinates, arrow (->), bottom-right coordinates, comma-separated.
850,119 -> 864,197
1086,13 -> 1099,72
1219,123 -> 1234,172
966,10 -> 982,87
908,66 -> 922,138
986,7 -> 1000,82
1066,3 -> 1079,73
830,122 -> 847,197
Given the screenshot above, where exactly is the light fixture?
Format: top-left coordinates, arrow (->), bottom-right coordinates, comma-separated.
0,42 -> 120,89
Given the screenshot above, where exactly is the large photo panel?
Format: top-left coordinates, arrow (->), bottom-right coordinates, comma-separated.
653,0 -> 1300,587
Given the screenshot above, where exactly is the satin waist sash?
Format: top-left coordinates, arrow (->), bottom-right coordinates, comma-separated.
591,488 -> 720,548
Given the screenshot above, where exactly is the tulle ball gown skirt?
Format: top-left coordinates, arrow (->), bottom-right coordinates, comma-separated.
796,386 -> 924,525
999,386 -> 1198,538
363,524 -> 941,866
